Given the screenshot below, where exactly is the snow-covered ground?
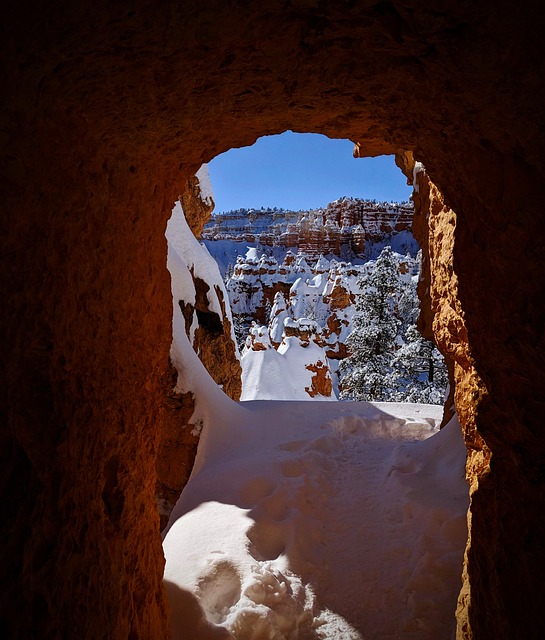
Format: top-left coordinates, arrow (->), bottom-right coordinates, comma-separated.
163,395 -> 468,640
241,327 -> 336,402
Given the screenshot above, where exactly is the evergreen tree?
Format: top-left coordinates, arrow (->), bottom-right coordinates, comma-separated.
224,262 -> 234,282
391,325 -> 448,404
340,246 -> 401,400
339,246 -> 448,404
232,315 -> 252,351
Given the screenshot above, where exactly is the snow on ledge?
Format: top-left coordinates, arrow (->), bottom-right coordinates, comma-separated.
195,164 -> 214,206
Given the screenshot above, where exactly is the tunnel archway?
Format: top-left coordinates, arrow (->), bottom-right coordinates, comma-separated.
3,2 -> 545,639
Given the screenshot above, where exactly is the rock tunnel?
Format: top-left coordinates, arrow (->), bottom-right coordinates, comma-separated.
2,1 -> 545,638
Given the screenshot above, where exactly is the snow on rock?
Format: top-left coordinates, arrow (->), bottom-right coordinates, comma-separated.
166,197 -> 243,481
412,161 -> 426,194
168,202 -> 225,321
167,222 -> 237,415
245,323 -> 272,351
196,164 -> 214,207
235,251 -> 424,401
167,201 -> 240,360
269,292 -> 291,347
227,253 -> 362,358
245,246 -> 259,262
201,198 -> 415,263
241,319 -> 335,402
163,402 -> 468,640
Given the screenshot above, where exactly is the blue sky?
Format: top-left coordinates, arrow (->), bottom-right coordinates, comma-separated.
208,131 -> 411,213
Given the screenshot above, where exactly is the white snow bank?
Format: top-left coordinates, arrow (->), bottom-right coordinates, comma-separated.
167,202 -> 227,320
163,402 -> 468,639
167,193 -> 240,382
241,335 -> 335,401
412,161 -> 426,194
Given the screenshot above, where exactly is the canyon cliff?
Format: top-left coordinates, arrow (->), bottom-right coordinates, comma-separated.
227,248 -> 420,365
202,197 -> 414,263
2,2 -> 545,639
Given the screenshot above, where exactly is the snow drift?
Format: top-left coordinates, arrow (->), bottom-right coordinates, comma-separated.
163,400 -> 468,640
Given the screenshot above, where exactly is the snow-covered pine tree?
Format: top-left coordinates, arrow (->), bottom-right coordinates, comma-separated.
395,251 -> 421,338
340,245 -> 448,404
224,262 -> 234,281
340,246 -> 402,401
233,315 -> 251,351
391,324 -> 448,404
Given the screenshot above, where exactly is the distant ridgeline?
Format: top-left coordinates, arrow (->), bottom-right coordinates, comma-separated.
200,197 -> 416,274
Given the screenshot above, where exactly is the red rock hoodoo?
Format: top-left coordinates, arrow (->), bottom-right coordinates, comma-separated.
2,2 -> 544,639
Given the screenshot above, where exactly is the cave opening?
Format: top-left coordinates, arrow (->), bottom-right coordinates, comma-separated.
160,134 -> 466,639
171,131 -> 446,404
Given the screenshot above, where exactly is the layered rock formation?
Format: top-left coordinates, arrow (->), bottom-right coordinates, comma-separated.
179,165 -> 215,238
228,247 -> 421,367
3,2 -> 545,639
202,197 -> 413,259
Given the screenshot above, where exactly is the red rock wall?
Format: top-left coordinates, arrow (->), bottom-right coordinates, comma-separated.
180,175 -> 214,239
2,1 -> 545,638
190,278 -> 242,400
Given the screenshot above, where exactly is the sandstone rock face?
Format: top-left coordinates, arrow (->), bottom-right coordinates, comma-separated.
173,172 -> 241,401
156,193 -> 242,531
188,276 -> 241,400
202,197 -> 413,259
3,2 -> 545,639
399,152 -> 457,428
155,365 -> 200,532
400,155 -> 544,639
305,361 -> 334,398
228,251 -> 364,360
180,173 -> 214,238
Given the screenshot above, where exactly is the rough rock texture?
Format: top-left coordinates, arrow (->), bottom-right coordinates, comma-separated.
189,276 -> 242,400
2,1 -> 545,639
155,364 -> 200,532
322,277 -> 354,359
180,175 -> 215,238
154,180 -> 242,532
305,361 -> 334,398
156,273 -> 241,531
228,253 -> 293,326
229,251 -> 360,360
397,151 -> 457,428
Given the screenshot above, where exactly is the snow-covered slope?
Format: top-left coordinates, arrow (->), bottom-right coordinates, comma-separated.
163,393 -> 468,640
241,330 -> 335,401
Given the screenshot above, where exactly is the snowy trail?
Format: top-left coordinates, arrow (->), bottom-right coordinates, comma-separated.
163,401 -> 468,640
311,417 -> 467,639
